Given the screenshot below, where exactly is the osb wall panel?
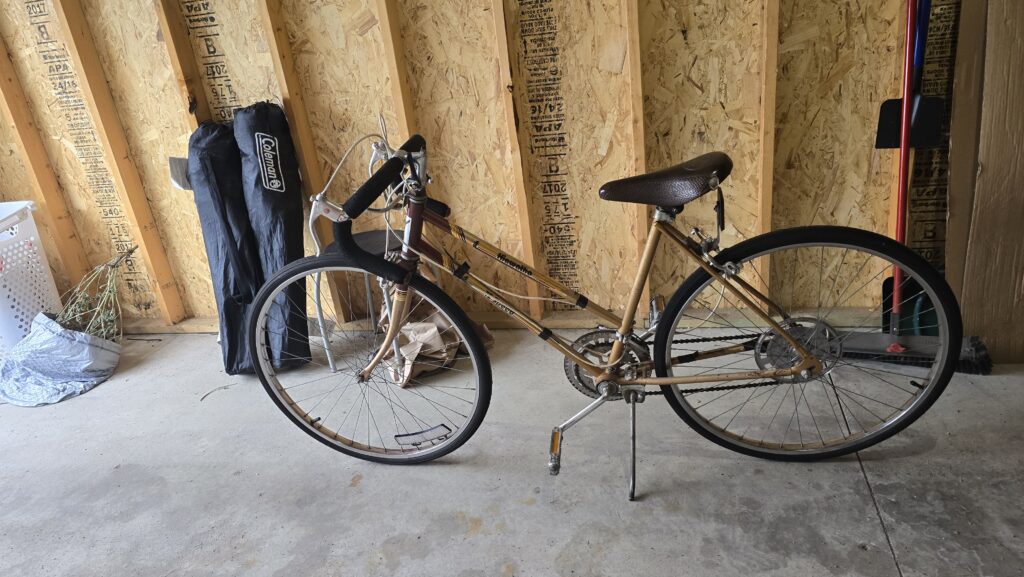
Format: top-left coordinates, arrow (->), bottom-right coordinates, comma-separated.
506,0 -> 642,313
0,124 -> 33,205
397,0 -> 528,312
180,0 -> 276,121
82,0 -> 215,317
639,0 -> 768,300
279,0 -> 395,235
772,0 -> 902,308
961,0 -> 1024,362
774,0 -> 900,231
277,0 -> 398,318
0,117 -> 72,293
0,1 -> 160,318
0,0 -> 912,328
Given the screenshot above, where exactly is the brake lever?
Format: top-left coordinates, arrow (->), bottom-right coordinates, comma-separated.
367,139 -> 395,176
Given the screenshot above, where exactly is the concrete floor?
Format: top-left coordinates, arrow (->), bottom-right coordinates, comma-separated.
1,330 -> 1022,577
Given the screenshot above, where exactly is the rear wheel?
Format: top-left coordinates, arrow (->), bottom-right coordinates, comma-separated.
248,256 -> 491,464
654,226 -> 961,461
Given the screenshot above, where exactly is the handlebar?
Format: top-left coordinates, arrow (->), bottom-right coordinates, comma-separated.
341,134 -> 426,220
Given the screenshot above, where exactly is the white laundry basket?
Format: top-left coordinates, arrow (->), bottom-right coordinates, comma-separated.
0,201 -> 62,354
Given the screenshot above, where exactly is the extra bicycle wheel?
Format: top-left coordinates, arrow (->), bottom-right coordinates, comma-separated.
654,226 -> 961,461
248,255 -> 491,464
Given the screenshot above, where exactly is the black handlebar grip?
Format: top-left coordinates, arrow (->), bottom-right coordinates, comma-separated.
399,134 -> 426,153
342,156 -> 404,220
341,135 -> 427,220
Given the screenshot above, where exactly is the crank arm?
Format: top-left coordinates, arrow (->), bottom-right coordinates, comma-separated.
549,384 -> 614,475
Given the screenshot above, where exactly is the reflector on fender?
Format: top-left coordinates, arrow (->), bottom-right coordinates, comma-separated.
395,424 -> 452,447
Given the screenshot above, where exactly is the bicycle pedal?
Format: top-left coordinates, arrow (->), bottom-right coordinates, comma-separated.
548,427 -> 563,475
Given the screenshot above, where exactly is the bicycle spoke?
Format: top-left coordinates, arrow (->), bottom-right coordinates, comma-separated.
252,265 -> 483,460
664,234 -> 953,455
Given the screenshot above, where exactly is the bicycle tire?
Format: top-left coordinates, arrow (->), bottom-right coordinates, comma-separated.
653,225 -> 962,461
248,255 -> 492,464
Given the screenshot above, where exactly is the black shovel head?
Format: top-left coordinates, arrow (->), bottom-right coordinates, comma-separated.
874,95 -> 944,149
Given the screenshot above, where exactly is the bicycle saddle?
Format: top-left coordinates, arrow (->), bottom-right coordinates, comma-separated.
599,152 -> 732,210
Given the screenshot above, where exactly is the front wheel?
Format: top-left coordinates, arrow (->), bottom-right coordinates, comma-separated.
654,226 -> 962,461
248,255 -> 492,464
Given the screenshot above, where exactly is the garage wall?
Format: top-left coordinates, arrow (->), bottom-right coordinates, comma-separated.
1,2 -> 164,319
770,0 -> 903,308
0,0 -> 912,330
957,0 -> 1024,362
639,0 -> 773,301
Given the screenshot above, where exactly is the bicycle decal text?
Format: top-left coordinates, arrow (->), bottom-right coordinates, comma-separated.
496,253 -> 533,277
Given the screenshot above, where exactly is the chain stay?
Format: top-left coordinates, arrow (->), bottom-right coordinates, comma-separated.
617,332 -> 780,396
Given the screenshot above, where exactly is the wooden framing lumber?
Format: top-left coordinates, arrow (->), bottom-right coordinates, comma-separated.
259,0 -> 352,321
946,0 -> 988,301
886,5 -> 911,243
124,316 -> 219,334
0,34 -> 91,285
961,0 -> 1024,361
54,0 -> 186,323
259,0 -> 324,194
154,0 -> 212,130
758,0 -> 779,238
490,0 -> 543,318
624,0 -> 649,320
756,0 -> 780,294
376,0 -> 416,140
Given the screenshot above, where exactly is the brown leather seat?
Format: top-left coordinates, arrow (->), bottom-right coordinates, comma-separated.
599,152 -> 732,210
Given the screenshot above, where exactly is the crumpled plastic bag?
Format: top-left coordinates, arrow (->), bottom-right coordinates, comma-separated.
379,293 -> 492,387
0,313 -> 121,407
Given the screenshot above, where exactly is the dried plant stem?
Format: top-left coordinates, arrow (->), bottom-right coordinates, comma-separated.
56,246 -> 136,343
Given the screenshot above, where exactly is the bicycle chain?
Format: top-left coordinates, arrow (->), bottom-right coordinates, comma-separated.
671,333 -> 752,345
643,379 -> 782,396
623,334 -> 769,397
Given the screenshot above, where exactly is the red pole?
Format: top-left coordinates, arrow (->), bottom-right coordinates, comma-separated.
891,0 -> 917,332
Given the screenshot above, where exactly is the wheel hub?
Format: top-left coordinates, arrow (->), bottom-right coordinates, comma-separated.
754,317 -> 841,382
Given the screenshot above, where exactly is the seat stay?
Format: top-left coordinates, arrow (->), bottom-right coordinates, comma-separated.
656,222 -> 818,372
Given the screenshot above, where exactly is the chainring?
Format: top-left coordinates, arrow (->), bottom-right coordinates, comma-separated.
563,329 -> 652,399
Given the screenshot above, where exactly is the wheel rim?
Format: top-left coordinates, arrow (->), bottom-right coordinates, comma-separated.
253,265 -> 484,461
663,239 -> 953,456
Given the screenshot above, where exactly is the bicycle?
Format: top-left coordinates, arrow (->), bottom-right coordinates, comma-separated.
247,132 -> 962,500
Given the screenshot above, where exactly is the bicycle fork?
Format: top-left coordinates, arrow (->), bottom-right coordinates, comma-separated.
548,381 -> 645,501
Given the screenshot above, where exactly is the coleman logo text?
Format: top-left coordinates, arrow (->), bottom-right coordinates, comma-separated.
255,132 -> 285,192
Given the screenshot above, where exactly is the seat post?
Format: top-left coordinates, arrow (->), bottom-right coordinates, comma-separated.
609,220 -> 662,363
653,207 -> 677,223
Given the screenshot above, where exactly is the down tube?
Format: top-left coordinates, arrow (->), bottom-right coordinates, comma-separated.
452,269 -> 608,374
420,209 -> 621,326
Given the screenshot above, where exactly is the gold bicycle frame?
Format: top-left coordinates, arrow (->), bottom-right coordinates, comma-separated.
389,206 -> 823,386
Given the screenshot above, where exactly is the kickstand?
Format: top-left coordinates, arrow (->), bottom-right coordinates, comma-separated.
627,390 -> 638,501
548,382 -> 644,502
